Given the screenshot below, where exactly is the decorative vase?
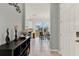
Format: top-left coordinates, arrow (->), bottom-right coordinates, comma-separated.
14,29 -> 17,41
5,28 -> 10,44
14,25 -> 18,41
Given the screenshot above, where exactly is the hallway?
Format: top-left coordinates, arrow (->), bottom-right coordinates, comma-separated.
29,37 -> 50,56
29,37 -> 60,56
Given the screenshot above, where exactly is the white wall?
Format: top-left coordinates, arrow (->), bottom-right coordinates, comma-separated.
25,3 -> 50,31
0,3 -> 24,45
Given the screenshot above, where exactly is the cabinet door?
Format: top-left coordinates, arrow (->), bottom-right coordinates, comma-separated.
73,4 -> 79,56
60,4 -> 75,56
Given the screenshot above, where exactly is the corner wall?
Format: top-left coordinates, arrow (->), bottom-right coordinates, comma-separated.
50,3 -> 60,50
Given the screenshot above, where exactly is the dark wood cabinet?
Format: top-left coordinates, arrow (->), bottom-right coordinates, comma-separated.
0,36 -> 31,56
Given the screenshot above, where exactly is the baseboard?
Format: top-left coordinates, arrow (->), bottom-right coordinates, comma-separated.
58,51 -> 62,56
50,49 -> 59,51
50,49 -> 62,56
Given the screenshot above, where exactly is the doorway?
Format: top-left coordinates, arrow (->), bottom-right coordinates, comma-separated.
25,3 -> 51,56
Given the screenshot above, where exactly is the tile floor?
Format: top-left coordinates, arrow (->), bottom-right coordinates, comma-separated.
29,37 -> 60,56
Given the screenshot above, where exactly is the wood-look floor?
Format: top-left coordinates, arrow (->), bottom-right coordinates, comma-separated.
29,37 -> 61,56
